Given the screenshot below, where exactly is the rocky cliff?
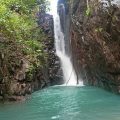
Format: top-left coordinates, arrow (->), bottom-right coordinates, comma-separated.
68,0 -> 120,93
37,12 -> 63,85
0,11 -> 61,101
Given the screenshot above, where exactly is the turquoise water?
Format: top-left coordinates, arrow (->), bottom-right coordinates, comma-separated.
0,86 -> 120,120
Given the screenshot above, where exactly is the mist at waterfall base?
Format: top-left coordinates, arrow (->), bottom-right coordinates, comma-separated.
49,0 -> 83,86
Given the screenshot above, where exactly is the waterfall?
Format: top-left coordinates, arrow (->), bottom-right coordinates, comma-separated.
49,0 -> 83,86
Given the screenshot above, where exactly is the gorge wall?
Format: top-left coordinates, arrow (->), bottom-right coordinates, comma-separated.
0,10 -> 61,101
37,12 -> 63,86
66,0 -> 120,93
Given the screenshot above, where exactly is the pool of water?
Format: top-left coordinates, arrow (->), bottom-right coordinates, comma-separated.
0,86 -> 120,120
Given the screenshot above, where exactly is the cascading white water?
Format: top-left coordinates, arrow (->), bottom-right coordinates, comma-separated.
49,0 -> 83,86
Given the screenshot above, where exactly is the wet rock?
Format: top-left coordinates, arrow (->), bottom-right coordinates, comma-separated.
67,0 -> 120,93
0,9 -> 62,101
38,10 -> 64,85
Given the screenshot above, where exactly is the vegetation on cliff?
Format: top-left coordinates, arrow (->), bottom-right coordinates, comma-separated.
0,0 -> 50,100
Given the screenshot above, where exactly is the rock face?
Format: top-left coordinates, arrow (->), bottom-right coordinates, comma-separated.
0,11 -> 62,101
0,35 -> 34,101
68,0 -> 120,93
37,12 -> 63,85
